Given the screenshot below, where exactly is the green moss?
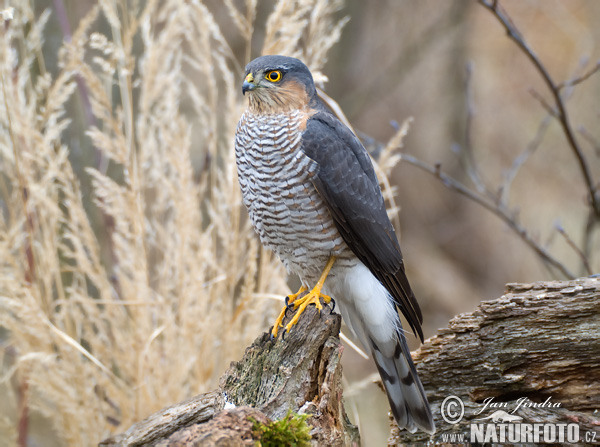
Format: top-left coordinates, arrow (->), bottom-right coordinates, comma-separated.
251,410 -> 312,447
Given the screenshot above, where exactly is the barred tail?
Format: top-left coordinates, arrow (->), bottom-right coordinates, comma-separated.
371,333 -> 435,434
332,262 -> 435,433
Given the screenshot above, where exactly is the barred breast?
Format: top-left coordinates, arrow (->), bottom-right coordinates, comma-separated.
235,110 -> 351,284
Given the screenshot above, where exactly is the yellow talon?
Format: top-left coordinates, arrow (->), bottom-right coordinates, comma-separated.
284,285 -> 331,333
270,256 -> 336,338
271,285 -> 307,338
287,285 -> 309,306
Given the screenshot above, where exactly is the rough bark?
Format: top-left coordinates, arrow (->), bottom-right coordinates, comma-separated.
390,276 -> 600,446
100,277 -> 600,447
99,305 -> 360,447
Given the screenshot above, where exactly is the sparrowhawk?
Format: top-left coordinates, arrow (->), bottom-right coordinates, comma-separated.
234,55 -> 435,434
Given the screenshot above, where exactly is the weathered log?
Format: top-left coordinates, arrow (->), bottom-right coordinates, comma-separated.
390,276 -> 600,446
100,305 -> 360,447
101,277 -> 600,446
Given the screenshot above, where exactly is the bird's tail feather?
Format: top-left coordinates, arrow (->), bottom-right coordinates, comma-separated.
371,334 -> 435,434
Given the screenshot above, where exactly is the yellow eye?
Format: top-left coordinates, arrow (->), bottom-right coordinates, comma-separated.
265,70 -> 282,82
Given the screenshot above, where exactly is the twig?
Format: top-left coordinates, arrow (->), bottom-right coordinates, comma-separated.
527,88 -> 558,118
504,71 -> 579,206
500,114 -> 551,205
460,62 -> 488,195
583,210 -> 597,275
578,126 -> 600,157
507,62 -> 583,207
555,224 -> 592,276
353,121 -> 577,278
478,0 -> 600,217
399,153 -> 576,279
557,60 -> 600,90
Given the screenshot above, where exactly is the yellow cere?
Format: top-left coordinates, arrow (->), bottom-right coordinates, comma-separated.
245,73 -> 254,83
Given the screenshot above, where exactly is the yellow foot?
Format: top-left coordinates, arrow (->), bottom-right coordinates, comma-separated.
283,286 -> 331,333
270,256 -> 337,339
271,286 -> 307,339
286,285 -> 309,307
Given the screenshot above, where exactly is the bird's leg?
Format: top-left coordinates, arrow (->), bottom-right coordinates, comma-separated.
283,256 -> 336,333
271,285 -> 308,339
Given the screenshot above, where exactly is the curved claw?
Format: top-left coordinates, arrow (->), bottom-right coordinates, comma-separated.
269,257 -> 336,340
284,291 -> 330,333
285,294 -> 297,310
319,297 -> 335,318
270,307 -> 286,339
286,285 -> 308,309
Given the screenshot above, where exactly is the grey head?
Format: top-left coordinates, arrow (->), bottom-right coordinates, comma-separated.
242,55 -> 318,112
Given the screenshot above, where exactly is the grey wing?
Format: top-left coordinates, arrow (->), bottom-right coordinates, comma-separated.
301,112 -> 424,341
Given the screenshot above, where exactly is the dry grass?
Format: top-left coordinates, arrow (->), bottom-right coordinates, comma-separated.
3,1 -> 598,446
0,1 -> 401,445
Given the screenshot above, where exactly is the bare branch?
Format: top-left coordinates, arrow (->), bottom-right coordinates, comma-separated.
527,88 -> 558,118
557,60 -> 600,90
504,61 -> 583,210
399,153 -> 576,279
477,0 -> 600,217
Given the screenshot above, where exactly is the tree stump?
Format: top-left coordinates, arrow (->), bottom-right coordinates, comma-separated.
99,305 -> 360,447
100,276 -> 600,446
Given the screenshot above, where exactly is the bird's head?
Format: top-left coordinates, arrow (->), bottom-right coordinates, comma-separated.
242,55 -> 317,114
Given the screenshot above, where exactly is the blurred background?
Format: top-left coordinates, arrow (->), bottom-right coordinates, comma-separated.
3,0 -> 600,445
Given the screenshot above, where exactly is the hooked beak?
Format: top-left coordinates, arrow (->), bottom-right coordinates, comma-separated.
242,73 -> 256,95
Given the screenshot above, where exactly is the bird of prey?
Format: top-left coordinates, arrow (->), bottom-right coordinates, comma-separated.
234,55 -> 435,434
